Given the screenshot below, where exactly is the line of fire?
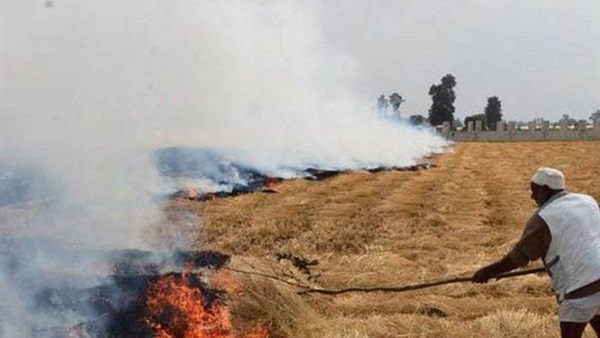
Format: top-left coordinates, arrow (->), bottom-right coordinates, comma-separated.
1,146 -> 436,337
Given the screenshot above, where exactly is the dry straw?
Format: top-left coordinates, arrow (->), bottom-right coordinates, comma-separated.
177,141 -> 600,337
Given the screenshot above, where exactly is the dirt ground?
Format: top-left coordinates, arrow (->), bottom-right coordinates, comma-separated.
173,141 -> 600,337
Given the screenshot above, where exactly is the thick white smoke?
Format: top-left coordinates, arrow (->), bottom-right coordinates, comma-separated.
1,0 -> 447,336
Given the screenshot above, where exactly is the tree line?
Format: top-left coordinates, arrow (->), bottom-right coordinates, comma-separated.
379,74 -> 599,131
378,73 -> 504,131
379,73 -> 600,131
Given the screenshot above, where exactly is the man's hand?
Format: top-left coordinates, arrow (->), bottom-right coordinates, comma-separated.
472,266 -> 495,284
472,255 -> 521,284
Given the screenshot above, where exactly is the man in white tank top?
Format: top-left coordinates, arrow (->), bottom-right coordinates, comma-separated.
472,167 -> 600,338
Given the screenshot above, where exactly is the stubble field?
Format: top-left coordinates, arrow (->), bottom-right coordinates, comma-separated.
171,141 -> 600,338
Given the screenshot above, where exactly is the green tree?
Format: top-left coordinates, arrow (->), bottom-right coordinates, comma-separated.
484,96 -> 502,130
464,114 -> 487,130
428,74 -> 457,126
590,109 -> 600,123
409,115 -> 427,125
389,93 -> 405,115
559,114 -> 576,125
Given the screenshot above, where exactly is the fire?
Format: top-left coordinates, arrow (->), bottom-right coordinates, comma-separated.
244,325 -> 270,338
145,272 -> 269,338
145,272 -> 233,338
265,177 -> 278,188
262,177 -> 279,193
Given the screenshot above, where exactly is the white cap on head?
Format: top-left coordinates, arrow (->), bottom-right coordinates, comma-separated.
531,167 -> 565,190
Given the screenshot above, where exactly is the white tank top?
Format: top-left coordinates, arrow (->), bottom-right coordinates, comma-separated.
538,193 -> 600,300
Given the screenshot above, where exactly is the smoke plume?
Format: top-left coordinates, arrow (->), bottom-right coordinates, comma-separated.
0,0 -> 447,336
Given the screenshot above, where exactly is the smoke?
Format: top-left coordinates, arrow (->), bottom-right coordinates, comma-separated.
0,0 -> 447,336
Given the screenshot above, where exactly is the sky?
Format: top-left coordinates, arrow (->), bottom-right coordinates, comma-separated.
2,1 -> 599,124
315,0 -> 600,122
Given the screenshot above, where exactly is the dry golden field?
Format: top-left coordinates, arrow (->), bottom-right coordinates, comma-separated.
170,141 -> 600,338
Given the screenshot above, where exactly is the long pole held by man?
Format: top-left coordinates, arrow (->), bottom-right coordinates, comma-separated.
472,167 -> 600,338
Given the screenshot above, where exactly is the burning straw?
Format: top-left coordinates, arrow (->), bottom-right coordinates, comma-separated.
144,271 -> 234,338
137,256 -> 273,338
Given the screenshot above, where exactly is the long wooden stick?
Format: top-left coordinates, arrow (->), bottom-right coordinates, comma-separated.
297,267 -> 546,295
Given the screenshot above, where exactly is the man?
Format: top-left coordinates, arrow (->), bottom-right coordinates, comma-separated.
472,167 -> 600,338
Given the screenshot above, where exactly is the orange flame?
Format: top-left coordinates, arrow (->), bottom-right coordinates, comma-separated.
244,324 -> 270,338
145,272 -> 269,338
262,177 -> 279,194
265,177 -> 278,188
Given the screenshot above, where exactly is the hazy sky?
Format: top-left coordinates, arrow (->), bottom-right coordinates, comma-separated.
2,0 -> 599,127
314,0 -> 600,119
315,0 -> 600,121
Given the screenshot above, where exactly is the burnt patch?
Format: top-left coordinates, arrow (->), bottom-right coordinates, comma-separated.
158,146 -> 436,202
29,249 -> 231,337
172,250 -> 231,270
303,168 -> 347,181
367,162 -> 435,173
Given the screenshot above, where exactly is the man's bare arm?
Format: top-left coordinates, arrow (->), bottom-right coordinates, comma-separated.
472,214 -> 550,283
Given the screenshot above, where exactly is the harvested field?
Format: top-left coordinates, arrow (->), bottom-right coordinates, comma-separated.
172,141 -> 600,338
